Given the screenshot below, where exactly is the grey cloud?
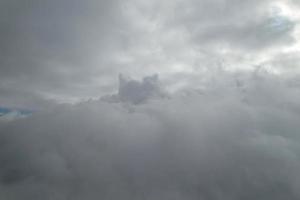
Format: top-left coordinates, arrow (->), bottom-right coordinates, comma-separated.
264,52 -> 300,75
102,74 -> 166,104
1,0 -> 299,107
165,0 -> 296,51
0,71 -> 300,199
1,0 -> 300,198
290,0 -> 300,7
0,87 -> 58,111
0,0 -> 126,104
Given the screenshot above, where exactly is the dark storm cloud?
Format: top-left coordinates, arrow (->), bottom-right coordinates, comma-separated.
1,72 -> 300,199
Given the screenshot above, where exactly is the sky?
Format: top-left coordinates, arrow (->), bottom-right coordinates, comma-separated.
0,0 -> 300,108
1,0 -> 300,199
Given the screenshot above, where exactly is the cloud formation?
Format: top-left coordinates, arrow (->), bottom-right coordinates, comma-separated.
1,0 -> 300,198
1,72 -> 300,199
168,0 -> 296,50
0,0 -> 300,107
102,74 -> 166,104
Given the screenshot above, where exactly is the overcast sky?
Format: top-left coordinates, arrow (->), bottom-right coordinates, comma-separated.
1,0 -> 300,199
0,0 -> 300,108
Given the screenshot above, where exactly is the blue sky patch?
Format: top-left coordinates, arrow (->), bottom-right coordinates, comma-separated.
0,107 -> 32,116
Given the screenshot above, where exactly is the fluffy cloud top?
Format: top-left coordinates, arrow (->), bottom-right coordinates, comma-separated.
102,74 -> 166,104
1,72 -> 300,199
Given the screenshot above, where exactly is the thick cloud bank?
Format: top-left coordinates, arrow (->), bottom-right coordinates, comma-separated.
1,73 -> 300,199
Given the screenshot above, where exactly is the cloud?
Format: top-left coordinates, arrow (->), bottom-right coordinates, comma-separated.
1,0 -> 299,107
0,0 -> 126,105
1,71 -> 300,199
102,74 -> 166,104
1,0 -> 300,199
263,51 -> 300,75
165,0 -> 296,51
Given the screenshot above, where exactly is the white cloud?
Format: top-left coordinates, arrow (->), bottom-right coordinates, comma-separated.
0,71 -> 300,199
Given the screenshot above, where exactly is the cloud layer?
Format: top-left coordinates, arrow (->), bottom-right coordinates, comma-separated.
1,0 -> 300,198
1,72 -> 300,199
1,0 -> 300,107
